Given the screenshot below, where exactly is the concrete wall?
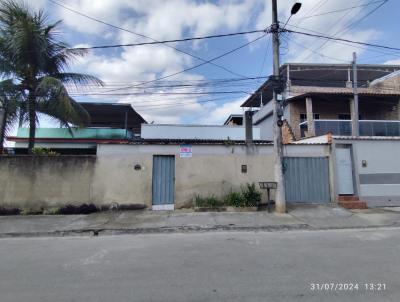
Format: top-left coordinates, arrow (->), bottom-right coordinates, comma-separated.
334,139 -> 400,206
0,143 -> 336,210
141,124 -> 261,140
0,156 -> 95,210
94,144 -> 275,208
0,144 -> 276,209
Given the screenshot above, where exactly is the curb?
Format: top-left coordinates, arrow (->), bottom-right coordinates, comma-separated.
0,223 -> 399,238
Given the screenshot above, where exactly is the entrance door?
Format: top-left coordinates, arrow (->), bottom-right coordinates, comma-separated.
152,156 -> 175,210
335,147 -> 354,195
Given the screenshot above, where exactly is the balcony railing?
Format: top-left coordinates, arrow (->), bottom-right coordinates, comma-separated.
300,120 -> 400,137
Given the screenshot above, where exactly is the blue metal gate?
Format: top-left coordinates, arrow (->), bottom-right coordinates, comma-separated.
284,157 -> 330,203
152,156 -> 175,205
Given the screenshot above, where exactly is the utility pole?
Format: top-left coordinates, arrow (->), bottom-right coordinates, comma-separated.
271,0 -> 286,213
352,52 -> 359,136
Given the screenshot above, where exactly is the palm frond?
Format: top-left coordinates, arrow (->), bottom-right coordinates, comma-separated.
52,72 -> 103,87
36,76 -> 90,127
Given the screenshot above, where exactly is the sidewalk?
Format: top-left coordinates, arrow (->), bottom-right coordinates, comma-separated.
0,205 -> 399,238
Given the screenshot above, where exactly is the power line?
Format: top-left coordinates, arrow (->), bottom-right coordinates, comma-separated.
298,0 -> 385,20
283,23 -> 400,59
284,29 -> 400,52
69,91 -> 251,96
299,0 -> 389,62
49,0 -> 247,78
69,29 -> 268,50
257,35 -> 272,79
282,34 -> 350,63
103,33 -> 269,93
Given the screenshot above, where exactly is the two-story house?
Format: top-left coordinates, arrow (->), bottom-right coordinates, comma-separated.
241,63 -> 400,141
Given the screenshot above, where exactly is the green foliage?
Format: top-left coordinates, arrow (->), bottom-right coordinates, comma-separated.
194,183 -> 262,209
0,0 -> 103,152
31,147 -> 59,156
194,195 -> 222,208
241,183 -> 262,207
224,191 -> 245,207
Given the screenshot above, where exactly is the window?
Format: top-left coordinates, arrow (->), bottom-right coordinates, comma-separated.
338,114 -> 362,120
338,114 -> 350,120
300,113 -> 320,123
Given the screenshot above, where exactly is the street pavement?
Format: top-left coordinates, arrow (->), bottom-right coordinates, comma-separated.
0,228 -> 399,302
0,205 -> 400,237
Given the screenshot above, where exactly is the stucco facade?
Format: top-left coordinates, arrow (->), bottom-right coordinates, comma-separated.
0,143 -> 276,210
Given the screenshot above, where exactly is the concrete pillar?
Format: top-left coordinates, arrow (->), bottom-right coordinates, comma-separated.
0,108 -> 4,134
244,110 -> 253,144
350,98 -> 356,134
0,108 -> 5,150
305,97 -> 315,137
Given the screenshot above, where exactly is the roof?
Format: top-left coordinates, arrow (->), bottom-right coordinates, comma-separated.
332,136 -> 400,141
370,70 -> 400,86
242,63 -> 400,107
80,102 -> 146,133
100,139 -> 272,145
285,87 -> 400,102
292,134 -> 400,144
223,114 -> 243,125
7,127 -> 133,143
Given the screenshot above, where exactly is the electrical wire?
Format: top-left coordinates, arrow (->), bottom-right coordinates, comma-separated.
299,0 -> 389,62
283,23 -> 400,57
49,0 -> 248,78
102,33 -> 269,93
297,0 -> 385,20
284,29 -> 400,52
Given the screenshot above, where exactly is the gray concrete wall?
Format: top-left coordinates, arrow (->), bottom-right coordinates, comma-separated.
0,143 -> 336,210
94,144 -> 275,208
0,156 -> 96,210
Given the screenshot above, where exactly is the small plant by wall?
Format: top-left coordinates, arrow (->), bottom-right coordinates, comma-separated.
224,191 -> 245,207
241,183 -> 262,207
31,147 -> 59,156
194,195 -> 223,208
194,183 -> 262,209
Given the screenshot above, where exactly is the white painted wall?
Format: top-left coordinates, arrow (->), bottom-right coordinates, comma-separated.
141,124 -> 261,140
252,100 -> 290,141
334,139 -> 400,206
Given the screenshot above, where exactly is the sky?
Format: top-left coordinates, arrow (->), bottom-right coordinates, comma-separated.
27,0 -> 400,125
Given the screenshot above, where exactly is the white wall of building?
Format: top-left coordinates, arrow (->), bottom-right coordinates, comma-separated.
252,100 -> 290,141
334,139 -> 400,206
141,124 -> 261,140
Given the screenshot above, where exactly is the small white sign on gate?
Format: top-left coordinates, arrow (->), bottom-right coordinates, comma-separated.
179,145 -> 192,158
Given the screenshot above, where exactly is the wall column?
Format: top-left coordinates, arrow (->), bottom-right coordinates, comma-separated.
306,97 -> 315,137
349,97 -> 356,135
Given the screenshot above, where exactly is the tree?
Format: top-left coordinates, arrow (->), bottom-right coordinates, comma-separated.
0,79 -> 21,153
0,0 -> 103,153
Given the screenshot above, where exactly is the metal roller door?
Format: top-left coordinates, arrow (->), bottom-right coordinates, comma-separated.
284,157 -> 330,203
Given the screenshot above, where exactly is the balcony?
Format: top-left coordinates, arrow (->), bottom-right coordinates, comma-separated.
300,120 -> 400,137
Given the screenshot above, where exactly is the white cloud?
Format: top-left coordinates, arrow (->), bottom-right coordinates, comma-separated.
384,59 -> 400,65
197,98 -> 246,124
255,0 -> 382,63
46,0 -> 389,124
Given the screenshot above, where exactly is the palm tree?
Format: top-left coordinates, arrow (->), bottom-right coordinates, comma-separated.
0,79 -> 21,153
0,0 -> 103,153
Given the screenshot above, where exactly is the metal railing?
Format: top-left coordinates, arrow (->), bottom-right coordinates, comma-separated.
300,120 -> 400,137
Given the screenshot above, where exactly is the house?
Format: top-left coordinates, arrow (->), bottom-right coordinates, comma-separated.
292,134 -> 400,207
241,63 -> 400,140
223,114 -> 244,126
7,102 -> 146,154
141,124 -> 261,140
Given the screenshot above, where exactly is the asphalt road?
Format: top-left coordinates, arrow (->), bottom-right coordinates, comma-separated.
0,228 -> 399,302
